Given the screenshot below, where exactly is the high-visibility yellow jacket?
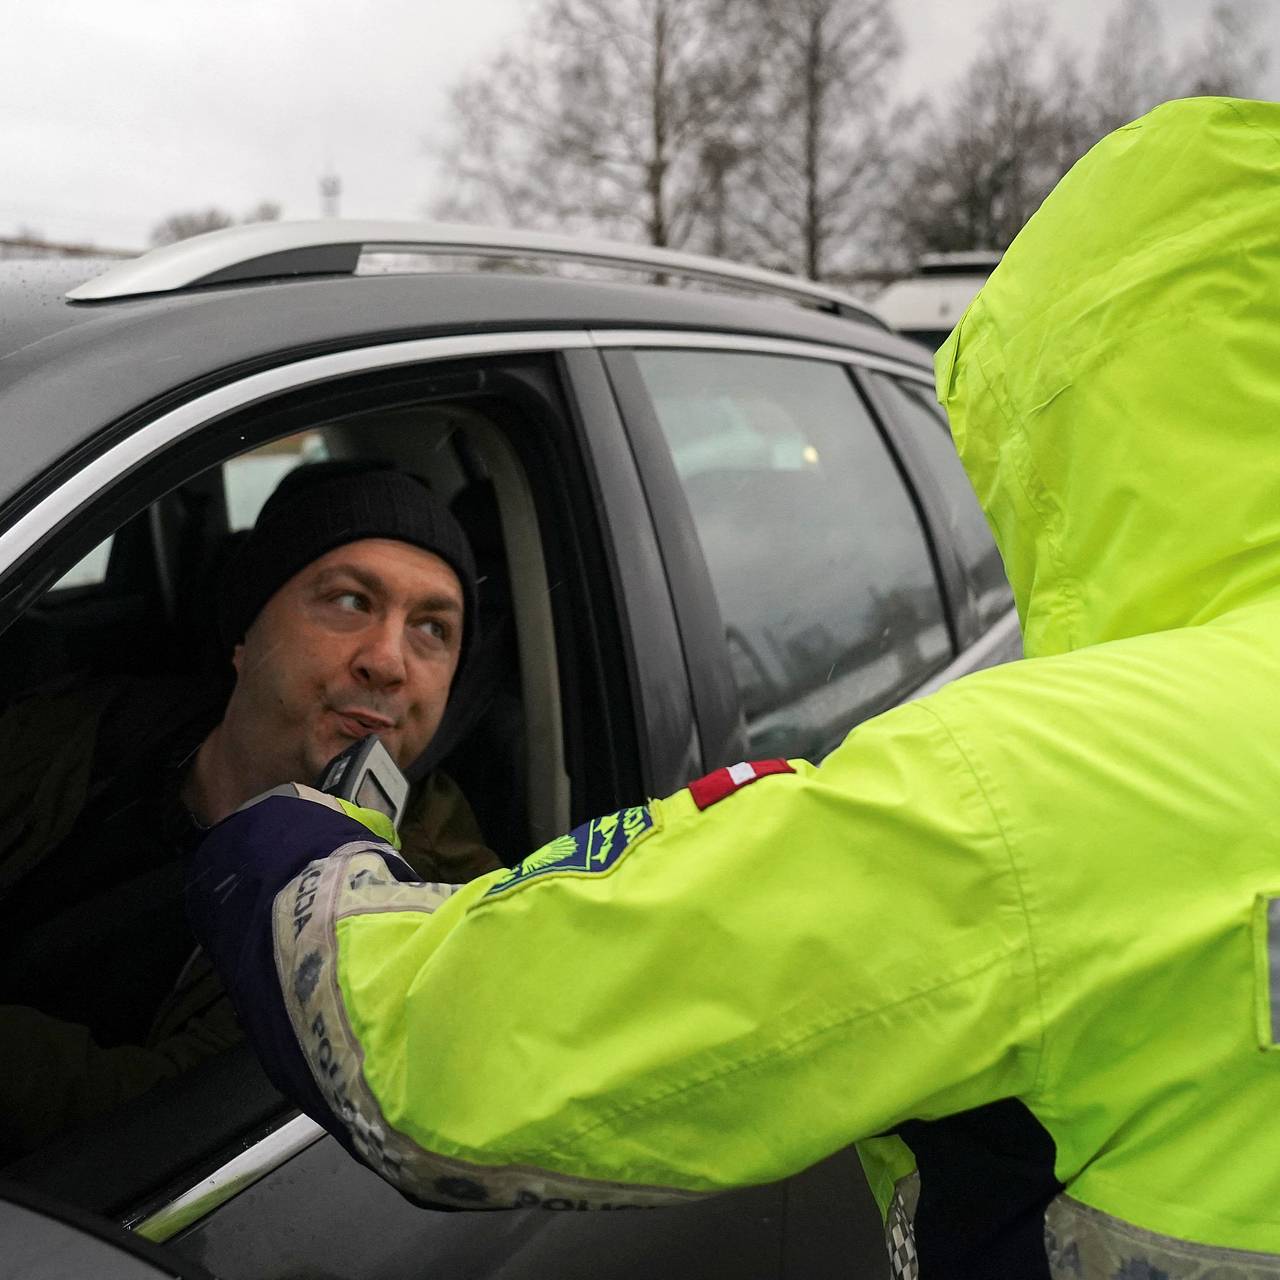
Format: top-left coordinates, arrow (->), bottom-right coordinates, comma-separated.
188,97 -> 1280,1277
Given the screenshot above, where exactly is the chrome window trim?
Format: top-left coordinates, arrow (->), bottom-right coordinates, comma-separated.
586,328 -> 933,383
0,330 -> 593,571
131,1113 -> 325,1243
906,608 -> 1022,702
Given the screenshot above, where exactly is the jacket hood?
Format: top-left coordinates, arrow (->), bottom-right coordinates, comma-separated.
936,97 -> 1280,659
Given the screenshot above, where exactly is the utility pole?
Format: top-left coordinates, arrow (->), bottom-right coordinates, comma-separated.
319,171 -> 342,218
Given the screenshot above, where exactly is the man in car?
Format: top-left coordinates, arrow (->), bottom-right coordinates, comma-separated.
189,97 -> 1280,1274
0,460 -> 499,1159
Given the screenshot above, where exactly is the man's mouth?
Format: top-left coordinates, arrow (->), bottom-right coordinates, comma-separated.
330,707 -> 397,737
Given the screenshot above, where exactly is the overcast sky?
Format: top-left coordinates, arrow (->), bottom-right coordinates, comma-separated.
4,0 -> 1277,251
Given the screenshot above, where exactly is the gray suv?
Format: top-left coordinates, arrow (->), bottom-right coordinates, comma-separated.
0,223 -> 1017,1279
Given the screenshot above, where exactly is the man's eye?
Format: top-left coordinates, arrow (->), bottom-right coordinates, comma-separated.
414,618 -> 447,642
333,591 -> 366,612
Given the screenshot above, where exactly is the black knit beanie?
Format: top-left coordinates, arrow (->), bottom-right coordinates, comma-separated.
218,460 -> 478,672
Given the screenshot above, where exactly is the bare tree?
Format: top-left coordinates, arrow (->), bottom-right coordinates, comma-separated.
892,5 -> 1089,257
432,0 -> 754,249
150,208 -> 234,247
431,37 -> 582,231
242,200 -> 283,226
722,0 -> 906,280
1177,0 -> 1268,96
150,201 -> 281,247
1081,0 -> 1268,156
1090,0 -> 1171,135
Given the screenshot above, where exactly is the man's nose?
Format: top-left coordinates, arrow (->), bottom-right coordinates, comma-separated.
353,617 -> 407,687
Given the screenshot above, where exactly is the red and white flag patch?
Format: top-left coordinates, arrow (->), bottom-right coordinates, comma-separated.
687,759 -> 795,811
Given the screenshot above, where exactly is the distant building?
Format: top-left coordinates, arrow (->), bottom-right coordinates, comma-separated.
875,251 -> 1002,350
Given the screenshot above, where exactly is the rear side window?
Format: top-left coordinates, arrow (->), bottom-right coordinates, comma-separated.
634,350 -> 950,760
50,534 -> 114,591
224,430 -> 328,529
868,373 -> 1013,629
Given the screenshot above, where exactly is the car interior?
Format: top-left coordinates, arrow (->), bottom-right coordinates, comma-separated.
0,355 -> 639,1225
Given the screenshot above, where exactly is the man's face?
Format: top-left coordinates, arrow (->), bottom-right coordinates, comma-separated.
226,538 -> 464,783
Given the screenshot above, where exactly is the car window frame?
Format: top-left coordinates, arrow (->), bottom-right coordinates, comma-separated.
858,367 -> 978,640
558,349 -> 702,798
856,365 -> 1022,673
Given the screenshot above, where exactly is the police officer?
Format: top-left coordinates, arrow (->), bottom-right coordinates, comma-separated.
187,98 -> 1280,1277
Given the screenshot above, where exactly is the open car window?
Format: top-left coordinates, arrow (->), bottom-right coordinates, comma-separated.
0,350 -> 637,1240
50,535 -> 115,591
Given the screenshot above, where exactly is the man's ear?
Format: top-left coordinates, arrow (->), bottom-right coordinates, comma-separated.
231,642 -> 244,676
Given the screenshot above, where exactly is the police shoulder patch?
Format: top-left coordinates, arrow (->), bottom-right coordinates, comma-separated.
688,759 -> 795,811
484,806 -> 654,897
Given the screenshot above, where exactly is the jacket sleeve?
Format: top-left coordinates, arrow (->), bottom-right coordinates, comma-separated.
185,701 -> 1043,1211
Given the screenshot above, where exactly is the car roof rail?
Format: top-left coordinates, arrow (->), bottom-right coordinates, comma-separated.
65,219 -> 886,327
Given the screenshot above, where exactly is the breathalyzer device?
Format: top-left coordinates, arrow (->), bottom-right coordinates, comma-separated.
317,735 -> 410,829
